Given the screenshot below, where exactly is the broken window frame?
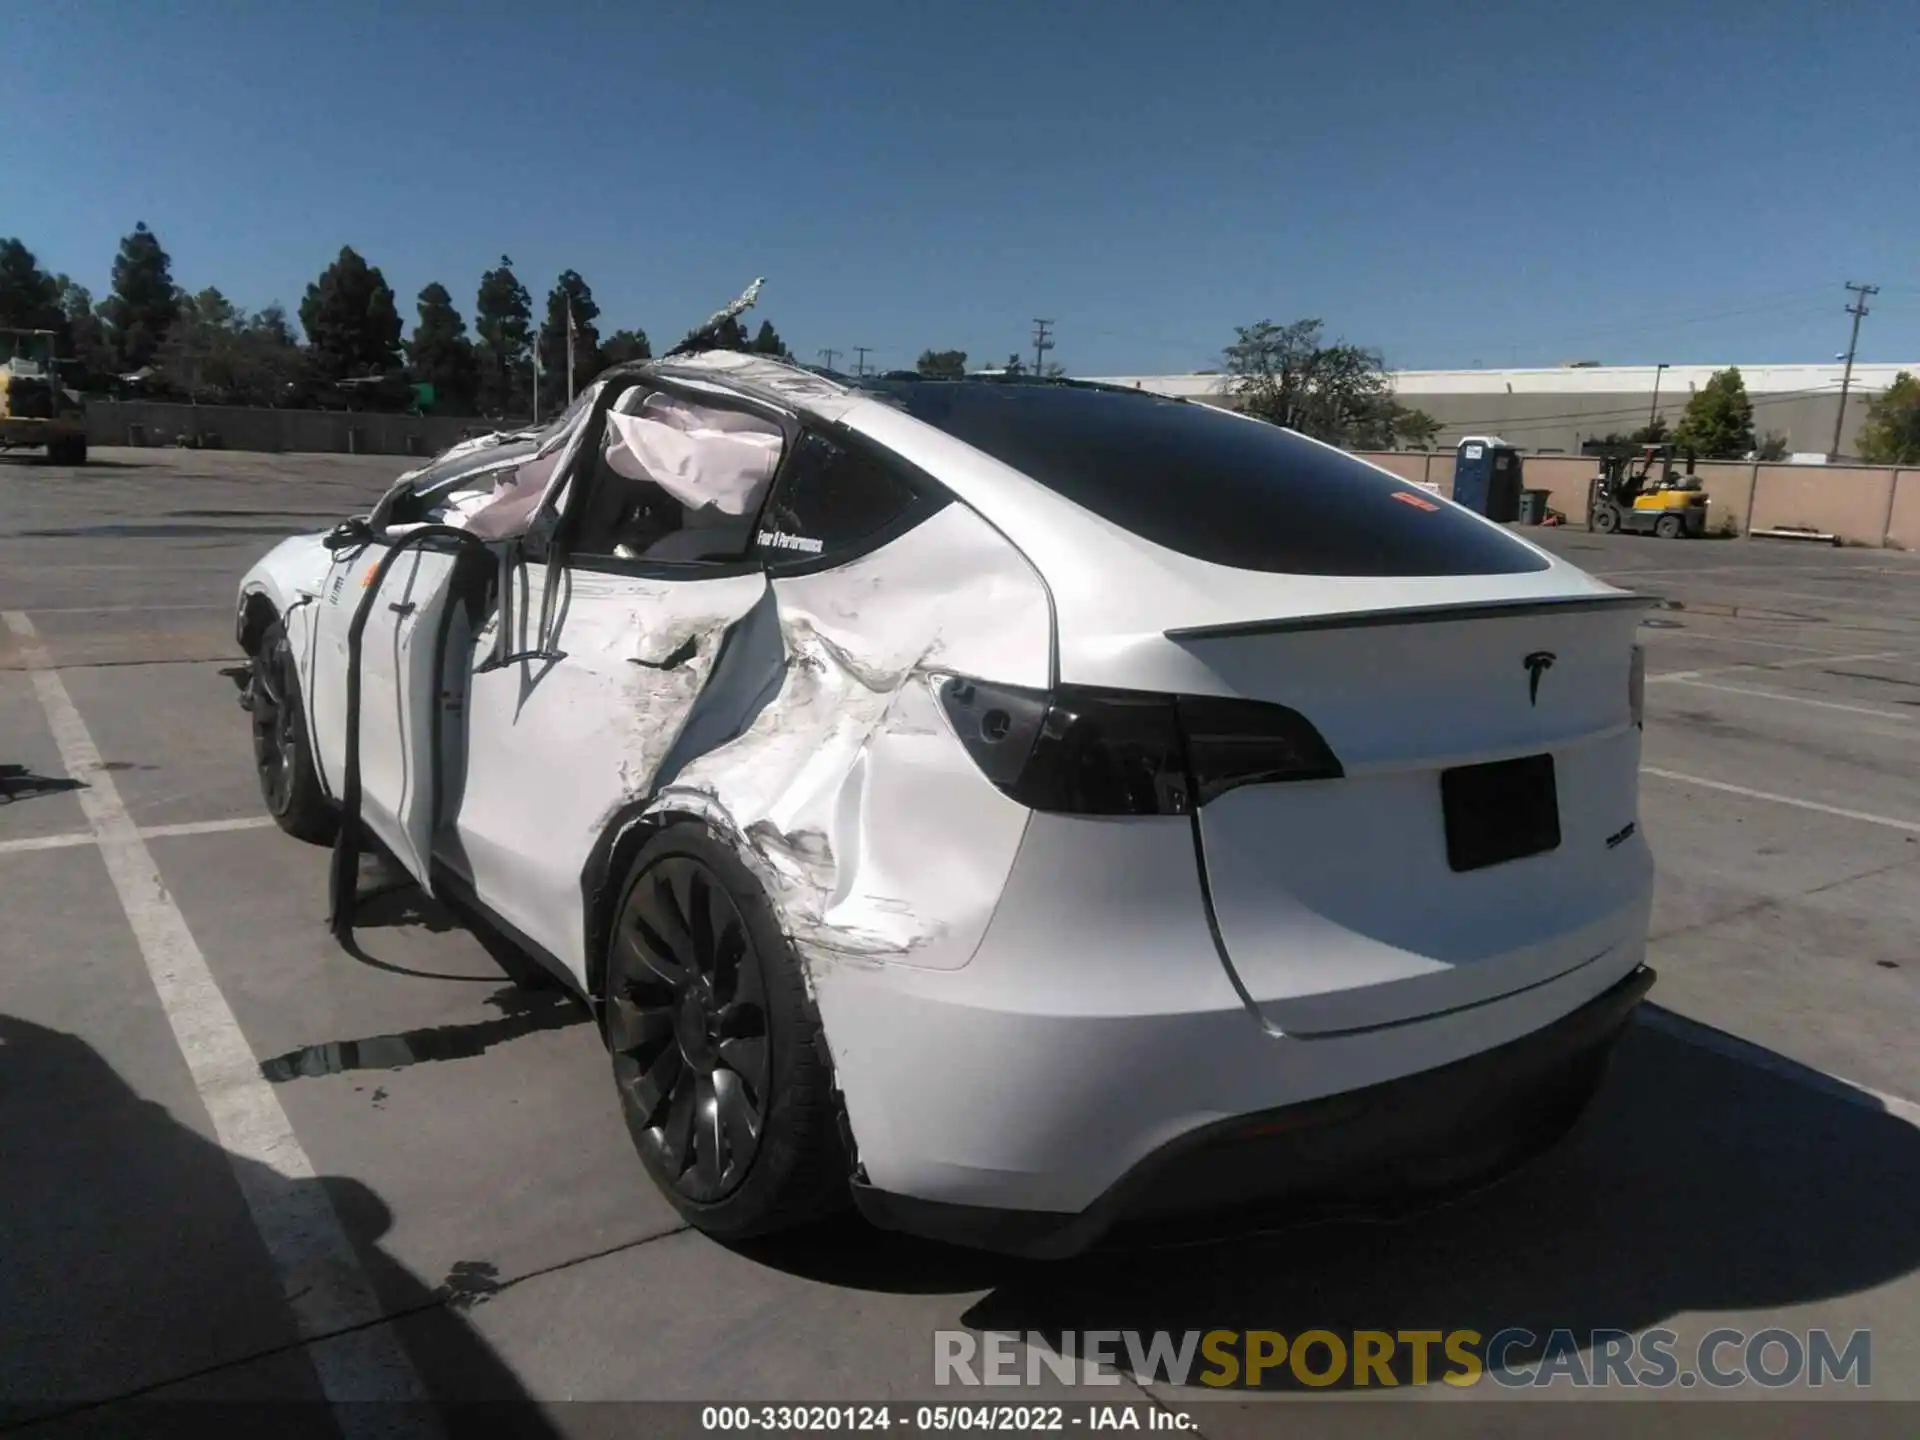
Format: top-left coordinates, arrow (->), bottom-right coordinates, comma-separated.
551,374 -> 802,582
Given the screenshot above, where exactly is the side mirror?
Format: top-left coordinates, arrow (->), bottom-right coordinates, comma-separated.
323,518 -> 372,552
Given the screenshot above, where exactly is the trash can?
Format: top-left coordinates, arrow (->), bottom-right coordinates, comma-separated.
1453,436 -> 1524,522
1518,488 -> 1550,525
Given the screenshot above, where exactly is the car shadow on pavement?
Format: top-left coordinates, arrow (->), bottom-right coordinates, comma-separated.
0,1013 -> 565,1436
749,1021 -> 1920,1389
0,764 -> 87,804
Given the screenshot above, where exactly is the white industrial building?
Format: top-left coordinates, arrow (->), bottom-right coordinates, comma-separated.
1081,362 -> 1917,456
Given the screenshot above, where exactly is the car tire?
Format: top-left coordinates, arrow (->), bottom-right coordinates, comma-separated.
1593,505 -> 1619,533
249,620 -> 337,845
604,823 -> 850,1240
1655,514 -> 1682,539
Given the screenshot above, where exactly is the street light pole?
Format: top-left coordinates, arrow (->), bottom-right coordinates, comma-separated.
1830,282 -> 1877,460
1648,363 -> 1668,431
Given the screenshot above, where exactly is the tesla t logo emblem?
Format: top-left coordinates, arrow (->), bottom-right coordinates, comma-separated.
1523,651 -> 1556,706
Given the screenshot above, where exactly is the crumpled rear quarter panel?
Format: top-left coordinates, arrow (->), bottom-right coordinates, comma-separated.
648,500 -> 1052,974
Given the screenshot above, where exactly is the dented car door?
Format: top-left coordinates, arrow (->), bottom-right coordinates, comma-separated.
441,383 -> 788,982
296,535 -> 468,892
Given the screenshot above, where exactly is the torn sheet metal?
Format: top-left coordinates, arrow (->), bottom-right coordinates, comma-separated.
644,501 -> 1052,977
653,350 -> 864,423
383,379 -> 608,527
451,565 -> 775,981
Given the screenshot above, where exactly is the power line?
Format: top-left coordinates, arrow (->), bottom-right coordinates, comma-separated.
818,347 -> 840,371
1031,318 -> 1054,377
1433,381 -> 1854,435
1831,282 -> 1878,459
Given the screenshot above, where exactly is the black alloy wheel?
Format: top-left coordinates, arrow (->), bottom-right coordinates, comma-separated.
248,621 -> 335,844
608,855 -> 772,1203
251,641 -> 298,815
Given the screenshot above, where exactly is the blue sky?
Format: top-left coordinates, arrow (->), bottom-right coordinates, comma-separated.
6,0 -> 1916,374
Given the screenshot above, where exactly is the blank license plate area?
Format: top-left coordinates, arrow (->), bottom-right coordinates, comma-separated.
1441,753 -> 1561,872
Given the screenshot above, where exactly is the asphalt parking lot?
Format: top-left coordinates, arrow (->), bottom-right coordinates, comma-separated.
3,449 -> 1918,1435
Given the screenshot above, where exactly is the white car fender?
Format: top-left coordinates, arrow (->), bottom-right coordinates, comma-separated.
234,532 -> 336,651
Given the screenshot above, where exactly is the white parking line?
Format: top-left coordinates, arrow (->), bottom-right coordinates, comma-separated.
1647,648 -> 1906,684
1,612 -> 433,1432
1642,766 -> 1920,834
1643,633 -> 1834,654
1642,1007 -> 1920,1129
143,815 -> 280,841
1657,677 -> 1911,720
0,831 -> 94,854
22,602 -> 231,614
0,816 -> 276,857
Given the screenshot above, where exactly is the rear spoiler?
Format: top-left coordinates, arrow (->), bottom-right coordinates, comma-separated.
1165,592 -> 1650,641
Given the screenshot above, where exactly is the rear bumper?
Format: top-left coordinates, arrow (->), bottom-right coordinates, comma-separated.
854,963 -> 1654,1258
811,811 -> 1653,1240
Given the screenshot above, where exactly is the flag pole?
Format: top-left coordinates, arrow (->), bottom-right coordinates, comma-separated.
566,298 -> 577,406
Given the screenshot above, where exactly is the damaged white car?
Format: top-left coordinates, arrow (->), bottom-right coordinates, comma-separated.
235,344 -> 1655,1256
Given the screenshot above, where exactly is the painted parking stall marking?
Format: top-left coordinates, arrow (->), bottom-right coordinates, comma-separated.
2,611 -> 436,1437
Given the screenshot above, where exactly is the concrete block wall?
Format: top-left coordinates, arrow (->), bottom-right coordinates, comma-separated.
85,401 -> 480,457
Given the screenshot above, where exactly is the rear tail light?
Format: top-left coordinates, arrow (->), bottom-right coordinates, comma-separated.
935,676 -> 1342,816
1629,645 -> 1645,729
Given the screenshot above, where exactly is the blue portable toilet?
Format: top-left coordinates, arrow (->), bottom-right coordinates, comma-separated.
1453,435 -> 1523,522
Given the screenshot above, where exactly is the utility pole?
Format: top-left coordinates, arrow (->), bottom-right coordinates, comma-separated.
1830,281 -> 1878,459
853,346 -> 872,377
1031,318 -> 1054,377
818,347 -> 841,372
1648,363 -> 1668,431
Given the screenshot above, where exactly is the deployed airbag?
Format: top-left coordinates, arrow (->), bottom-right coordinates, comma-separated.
602,396 -> 782,517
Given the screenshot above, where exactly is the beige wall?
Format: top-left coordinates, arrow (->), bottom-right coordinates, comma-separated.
1881,471 -> 1920,551
1691,462 -> 1757,535
1358,451 -> 1434,485
1749,466 -> 1896,543
1515,456 -> 1593,523
1353,450 -> 1920,548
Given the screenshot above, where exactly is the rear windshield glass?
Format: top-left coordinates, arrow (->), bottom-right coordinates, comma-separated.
867,383 -> 1548,576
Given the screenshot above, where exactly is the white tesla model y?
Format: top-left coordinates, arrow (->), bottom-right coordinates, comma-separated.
236,349 -> 1653,1256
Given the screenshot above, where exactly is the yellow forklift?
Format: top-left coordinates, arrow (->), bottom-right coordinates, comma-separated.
1583,440 -> 1708,538
0,329 -> 88,464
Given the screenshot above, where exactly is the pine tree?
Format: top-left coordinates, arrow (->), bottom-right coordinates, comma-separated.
0,239 -> 62,333
748,320 -> 790,358
599,329 -> 651,372
407,282 -> 480,415
99,222 -> 180,371
475,256 -> 532,417
298,246 -> 404,384
537,270 -> 602,412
